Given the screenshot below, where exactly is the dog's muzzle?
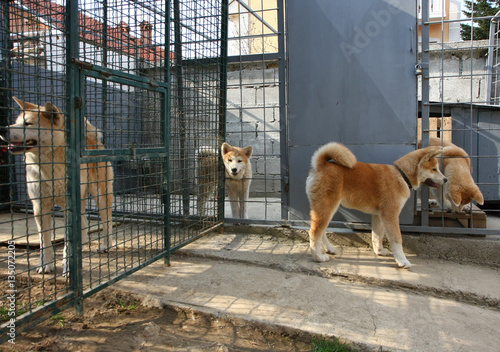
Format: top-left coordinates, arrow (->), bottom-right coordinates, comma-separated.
0,129 -> 37,154
424,177 -> 447,188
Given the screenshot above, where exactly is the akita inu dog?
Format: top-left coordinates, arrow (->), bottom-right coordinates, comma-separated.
196,146 -> 219,217
196,142 -> 253,219
306,142 -> 446,269
0,97 -> 114,275
221,142 -> 253,219
419,137 -> 484,212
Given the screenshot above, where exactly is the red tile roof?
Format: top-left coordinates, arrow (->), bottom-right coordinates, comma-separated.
19,0 -> 170,62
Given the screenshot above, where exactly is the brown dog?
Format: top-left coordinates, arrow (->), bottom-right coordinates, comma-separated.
0,97 -> 114,274
306,142 -> 446,268
419,137 -> 484,212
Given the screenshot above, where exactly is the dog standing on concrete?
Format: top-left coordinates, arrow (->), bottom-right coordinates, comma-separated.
221,142 -> 253,219
0,97 -> 114,274
196,142 -> 253,219
306,142 -> 446,268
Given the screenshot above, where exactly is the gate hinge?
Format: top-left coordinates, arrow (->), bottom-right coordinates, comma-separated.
71,58 -> 94,70
74,97 -> 83,109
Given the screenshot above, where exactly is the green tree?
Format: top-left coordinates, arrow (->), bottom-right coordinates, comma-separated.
460,0 -> 500,40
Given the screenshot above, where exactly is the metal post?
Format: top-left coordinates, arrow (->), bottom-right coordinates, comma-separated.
66,0 -> 84,316
164,0 -> 171,266
0,0 -> 10,207
173,0 -> 190,217
277,0 -> 288,221
486,11 -> 500,105
420,0 -> 430,226
218,0 -> 229,224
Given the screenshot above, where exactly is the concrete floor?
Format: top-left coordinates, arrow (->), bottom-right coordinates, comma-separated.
115,230 -> 500,352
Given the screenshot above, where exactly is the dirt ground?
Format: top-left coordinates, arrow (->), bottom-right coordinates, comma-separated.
1,287 -> 316,352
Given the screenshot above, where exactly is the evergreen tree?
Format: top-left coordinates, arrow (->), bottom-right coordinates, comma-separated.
460,0 -> 500,40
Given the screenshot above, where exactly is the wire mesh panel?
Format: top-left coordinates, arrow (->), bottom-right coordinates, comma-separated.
0,0 -> 75,340
225,0 -> 284,223
0,0 -> 227,342
75,0 -> 170,294
169,0 -> 227,248
488,12 -> 500,105
418,0 -> 500,235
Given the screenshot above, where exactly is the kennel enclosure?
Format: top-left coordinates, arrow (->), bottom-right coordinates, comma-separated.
0,0 -> 228,340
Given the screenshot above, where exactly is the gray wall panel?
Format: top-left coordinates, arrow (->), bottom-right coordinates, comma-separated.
287,0 -> 418,222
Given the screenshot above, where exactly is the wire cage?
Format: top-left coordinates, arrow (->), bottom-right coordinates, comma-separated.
225,0 -> 285,223
0,0 -> 227,341
225,0 -> 499,235
417,0 -> 500,234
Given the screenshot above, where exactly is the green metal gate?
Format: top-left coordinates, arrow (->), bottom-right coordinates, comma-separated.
0,0 -> 227,343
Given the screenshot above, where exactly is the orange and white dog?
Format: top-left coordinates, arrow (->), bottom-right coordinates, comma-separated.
196,142 -> 253,219
306,142 -> 446,268
221,142 -> 253,219
420,137 -> 484,212
0,97 -> 114,275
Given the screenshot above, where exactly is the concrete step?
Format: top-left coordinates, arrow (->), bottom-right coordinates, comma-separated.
115,231 -> 500,352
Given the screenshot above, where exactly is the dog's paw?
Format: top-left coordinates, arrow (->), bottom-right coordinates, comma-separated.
396,259 -> 412,269
36,263 -> 55,274
313,253 -> 330,262
462,204 -> 472,212
375,247 -> 390,256
97,244 -> 110,253
325,245 -> 338,255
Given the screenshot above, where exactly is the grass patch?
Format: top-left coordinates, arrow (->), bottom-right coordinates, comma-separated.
0,306 -> 10,322
310,337 -> 356,352
0,303 -> 31,322
51,313 -> 65,327
109,298 -> 139,313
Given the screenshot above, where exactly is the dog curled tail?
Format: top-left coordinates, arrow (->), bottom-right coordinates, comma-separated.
311,142 -> 357,171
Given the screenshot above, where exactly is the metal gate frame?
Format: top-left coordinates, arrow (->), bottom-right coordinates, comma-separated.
227,0 -> 498,236
1,0 -> 228,343
411,0 -> 498,236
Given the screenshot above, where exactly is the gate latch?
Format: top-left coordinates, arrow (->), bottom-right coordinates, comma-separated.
131,142 -> 138,160
415,64 -> 423,75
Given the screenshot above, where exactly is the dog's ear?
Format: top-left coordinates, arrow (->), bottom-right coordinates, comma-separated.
243,145 -> 253,158
13,97 -> 38,111
221,142 -> 231,156
425,146 -> 443,161
42,102 -> 64,127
